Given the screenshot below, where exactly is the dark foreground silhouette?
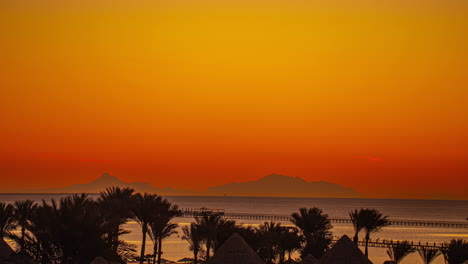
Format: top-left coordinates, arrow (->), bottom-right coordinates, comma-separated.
0,187 -> 467,264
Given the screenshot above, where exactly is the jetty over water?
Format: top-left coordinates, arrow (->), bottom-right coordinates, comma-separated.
181,210 -> 468,228
337,238 -> 448,250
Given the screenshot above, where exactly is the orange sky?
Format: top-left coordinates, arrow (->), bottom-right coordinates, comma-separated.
1,0 -> 467,199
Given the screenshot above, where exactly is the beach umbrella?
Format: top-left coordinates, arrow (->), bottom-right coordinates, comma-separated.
90,256 -> 122,264
300,254 -> 319,264
206,233 -> 264,264
160,258 -> 176,263
320,235 -> 374,264
177,257 -> 195,263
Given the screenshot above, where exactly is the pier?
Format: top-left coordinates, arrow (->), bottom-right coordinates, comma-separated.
335,238 -> 447,250
180,210 -> 468,229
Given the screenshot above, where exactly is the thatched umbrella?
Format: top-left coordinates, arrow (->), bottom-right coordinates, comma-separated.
300,254 -> 319,264
320,235 -> 373,264
206,233 -> 264,264
90,256 -> 122,264
177,257 -> 195,263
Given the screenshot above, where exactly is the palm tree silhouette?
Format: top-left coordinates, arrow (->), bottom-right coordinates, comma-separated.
418,247 -> 442,264
0,202 -> 15,240
54,193 -> 118,263
279,227 -> 301,264
359,209 -> 390,256
195,212 -> 223,261
98,187 -> 135,253
182,223 -> 202,264
441,239 -> 468,264
13,200 -> 37,251
386,240 -> 415,264
9,194 -> 121,264
155,223 -> 178,264
132,193 -> 163,264
290,207 -> 333,259
213,219 -> 238,251
349,209 -> 363,244
148,199 -> 181,264
256,221 -> 283,263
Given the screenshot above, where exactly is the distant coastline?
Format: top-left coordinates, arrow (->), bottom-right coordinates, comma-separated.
1,173 -> 463,200
0,193 -> 466,201
4,173 -> 362,198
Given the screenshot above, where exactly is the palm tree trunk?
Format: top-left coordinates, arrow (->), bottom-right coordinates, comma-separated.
353,232 -> 359,244
364,232 -> 370,257
152,240 -> 158,264
194,248 -> 198,264
140,225 -> 147,264
157,235 -> 163,264
20,225 -> 25,251
206,239 -> 211,260
112,226 -> 120,253
279,249 -> 285,264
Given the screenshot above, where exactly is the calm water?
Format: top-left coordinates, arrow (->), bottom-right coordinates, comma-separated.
2,194 -> 468,264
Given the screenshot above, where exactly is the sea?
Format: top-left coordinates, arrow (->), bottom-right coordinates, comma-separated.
1,194 -> 467,264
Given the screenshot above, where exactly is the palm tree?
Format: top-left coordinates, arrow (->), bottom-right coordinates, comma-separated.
418,247 -> 442,264
386,240 -> 415,264
441,239 -> 468,264
360,209 -> 390,257
10,194 -> 119,264
291,207 -> 333,259
182,223 -> 203,264
195,212 -> 223,261
349,209 -> 363,244
279,227 -> 301,264
155,223 -> 178,264
132,193 -> 163,264
236,225 -> 260,251
98,187 -> 135,253
256,221 -> 283,264
13,200 -> 37,251
54,193 -> 118,263
0,202 -> 15,239
148,199 -> 181,264
213,219 -> 239,251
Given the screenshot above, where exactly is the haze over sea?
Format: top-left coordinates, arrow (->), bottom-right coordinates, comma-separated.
2,194 -> 467,264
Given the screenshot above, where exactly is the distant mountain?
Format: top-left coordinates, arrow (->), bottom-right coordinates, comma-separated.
206,174 -> 361,198
39,173 -> 194,195
17,173 -> 360,198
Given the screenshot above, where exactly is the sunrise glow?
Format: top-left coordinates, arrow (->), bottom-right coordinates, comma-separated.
1,0 -> 467,199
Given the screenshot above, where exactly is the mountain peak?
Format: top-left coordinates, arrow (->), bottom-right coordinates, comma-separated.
260,174 -> 307,183
263,173 -> 287,179
207,174 -> 360,198
100,173 -> 113,179
93,173 -> 124,184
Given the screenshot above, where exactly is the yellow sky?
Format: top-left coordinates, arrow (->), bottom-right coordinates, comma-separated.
1,0 -> 467,198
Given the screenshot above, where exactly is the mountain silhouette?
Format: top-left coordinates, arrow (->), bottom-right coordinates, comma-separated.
206,174 -> 361,198
20,173 -> 361,198
42,173 -> 191,195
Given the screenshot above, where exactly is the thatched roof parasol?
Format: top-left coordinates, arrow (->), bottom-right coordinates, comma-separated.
319,235 -> 373,264
300,254 -> 319,264
177,257 -> 195,263
90,256 -> 122,264
206,233 -> 264,264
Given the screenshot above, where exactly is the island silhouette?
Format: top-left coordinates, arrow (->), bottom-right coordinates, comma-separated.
17,173 -> 361,198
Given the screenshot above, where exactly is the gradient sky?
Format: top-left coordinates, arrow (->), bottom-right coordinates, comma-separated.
1,0 -> 467,199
